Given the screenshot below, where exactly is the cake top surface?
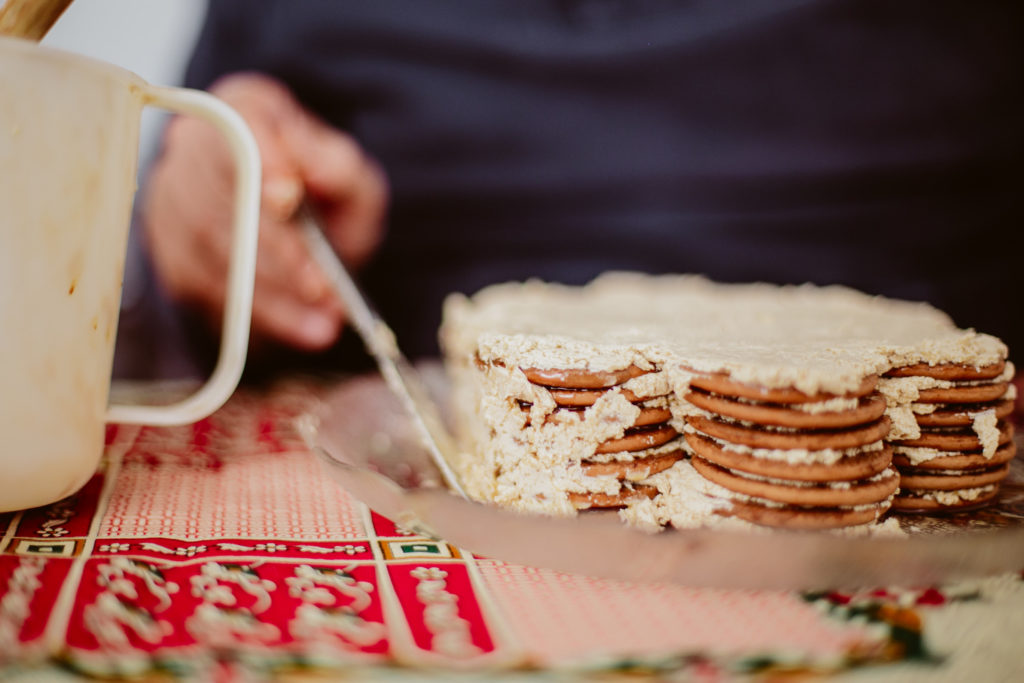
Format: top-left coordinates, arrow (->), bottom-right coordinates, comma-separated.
441,273 -> 1007,395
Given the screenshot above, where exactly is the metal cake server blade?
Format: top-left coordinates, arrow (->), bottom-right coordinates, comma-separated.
299,205 -> 468,500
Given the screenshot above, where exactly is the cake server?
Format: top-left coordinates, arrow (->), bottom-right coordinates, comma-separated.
299,205 -> 468,499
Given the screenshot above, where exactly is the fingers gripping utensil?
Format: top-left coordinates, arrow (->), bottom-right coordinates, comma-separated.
299,206 -> 468,500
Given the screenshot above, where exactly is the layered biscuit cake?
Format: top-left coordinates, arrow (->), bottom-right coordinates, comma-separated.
439,273 -> 1015,531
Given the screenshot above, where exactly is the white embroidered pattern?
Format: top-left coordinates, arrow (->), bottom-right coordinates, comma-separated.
185,602 -> 281,647
0,558 -> 45,658
216,542 -> 287,553
286,565 -> 385,648
296,544 -> 367,556
138,542 -> 208,557
83,592 -> 172,654
190,562 -> 276,614
37,498 -> 76,538
185,562 -> 281,647
291,603 -> 386,649
286,565 -> 374,611
84,559 -> 178,658
97,558 -> 179,612
409,567 -> 482,658
98,543 -> 131,553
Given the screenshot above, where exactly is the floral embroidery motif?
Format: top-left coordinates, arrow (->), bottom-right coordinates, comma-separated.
255,543 -> 287,553
98,543 -> 131,554
37,498 -> 76,539
139,542 -> 208,557
297,544 -> 366,556
37,527 -> 69,538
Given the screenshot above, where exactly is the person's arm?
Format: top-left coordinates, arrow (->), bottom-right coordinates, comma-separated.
142,3 -> 388,351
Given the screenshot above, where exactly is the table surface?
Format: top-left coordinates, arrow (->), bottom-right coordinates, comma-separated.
1,381 -> 1022,682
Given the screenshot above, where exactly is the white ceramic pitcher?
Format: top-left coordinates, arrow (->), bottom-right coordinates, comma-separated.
0,37 -> 260,512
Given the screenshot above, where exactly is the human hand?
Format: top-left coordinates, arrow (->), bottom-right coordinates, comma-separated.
143,72 -> 388,351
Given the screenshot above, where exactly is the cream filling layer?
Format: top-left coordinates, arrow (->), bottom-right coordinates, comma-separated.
894,446 -> 951,465
730,395 -> 862,414
894,433 -> 1004,464
708,434 -> 886,466
719,466 -> 897,490
907,485 -> 997,505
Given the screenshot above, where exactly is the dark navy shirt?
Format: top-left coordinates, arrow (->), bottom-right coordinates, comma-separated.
184,0 -> 1024,363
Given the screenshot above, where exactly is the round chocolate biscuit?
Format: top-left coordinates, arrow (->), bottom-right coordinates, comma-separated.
630,406 -> 673,427
721,498 -> 890,530
691,457 -> 899,507
686,372 -> 877,404
522,365 -> 649,389
892,440 -> 1017,471
916,382 -> 1010,404
898,464 -> 1009,492
547,386 -> 656,407
568,484 -> 657,509
594,424 -> 679,455
581,450 -> 684,479
915,399 -> 1014,427
687,414 -> 891,451
885,361 -> 1006,380
685,432 -> 893,482
891,487 -> 999,513
685,390 -> 886,429
895,420 -> 1012,451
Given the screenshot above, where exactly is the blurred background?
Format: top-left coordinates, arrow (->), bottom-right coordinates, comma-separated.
15,1 -> 1024,380
38,0 -> 207,173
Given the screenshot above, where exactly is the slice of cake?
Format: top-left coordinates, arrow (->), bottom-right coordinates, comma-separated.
439,273 -> 1013,531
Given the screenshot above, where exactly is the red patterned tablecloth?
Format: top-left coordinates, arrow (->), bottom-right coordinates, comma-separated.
1,385 -> 1022,681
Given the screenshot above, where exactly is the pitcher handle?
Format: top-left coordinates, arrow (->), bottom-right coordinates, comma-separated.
106,86 -> 261,425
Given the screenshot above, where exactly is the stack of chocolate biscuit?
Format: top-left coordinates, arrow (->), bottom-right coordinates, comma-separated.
517,365 -> 684,510
441,273 -> 1016,532
883,361 -> 1016,512
682,372 -> 899,529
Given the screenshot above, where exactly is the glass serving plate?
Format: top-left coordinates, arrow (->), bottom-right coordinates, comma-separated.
301,363 -> 1024,591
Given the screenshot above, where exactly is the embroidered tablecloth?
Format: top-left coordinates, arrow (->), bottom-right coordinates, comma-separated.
1,384 -> 1022,681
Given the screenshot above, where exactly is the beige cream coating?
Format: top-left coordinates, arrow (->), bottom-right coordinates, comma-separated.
971,410 -> 1001,458
442,273 -> 1006,395
915,485 -> 997,506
